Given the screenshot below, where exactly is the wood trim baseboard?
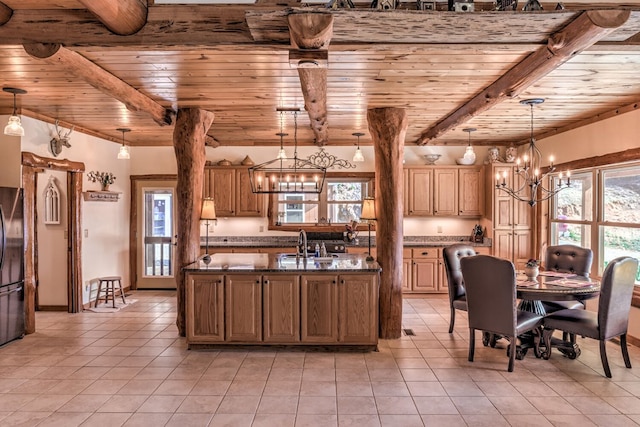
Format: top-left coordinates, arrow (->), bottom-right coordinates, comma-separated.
632,287 -> 640,308
626,333 -> 640,349
37,305 -> 68,312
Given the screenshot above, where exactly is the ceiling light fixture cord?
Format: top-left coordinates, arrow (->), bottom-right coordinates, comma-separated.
495,98 -> 570,206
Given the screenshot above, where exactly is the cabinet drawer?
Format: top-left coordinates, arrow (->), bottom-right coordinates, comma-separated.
412,248 -> 440,259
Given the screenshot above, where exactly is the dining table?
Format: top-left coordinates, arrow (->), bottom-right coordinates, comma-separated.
515,271 -> 601,360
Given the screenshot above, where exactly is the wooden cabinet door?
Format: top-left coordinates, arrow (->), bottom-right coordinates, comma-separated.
412,259 -> 438,292
407,169 -> 433,216
402,257 -> 412,292
209,168 -> 235,216
433,168 -> 458,216
494,165 -> 514,228
493,229 -> 513,262
236,169 -> 264,217
458,167 -> 483,216
338,274 -> 378,344
225,274 -> 262,342
513,228 -> 532,270
437,259 -> 447,292
513,172 -> 533,228
263,274 -> 300,343
301,274 -> 338,343
186,273 -> 224,343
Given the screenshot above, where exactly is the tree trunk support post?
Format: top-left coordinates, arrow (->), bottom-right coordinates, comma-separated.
368,107 -> 407,339
172,108 -> 215,336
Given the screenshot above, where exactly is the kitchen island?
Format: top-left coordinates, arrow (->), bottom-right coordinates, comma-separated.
185,253 -> 381,350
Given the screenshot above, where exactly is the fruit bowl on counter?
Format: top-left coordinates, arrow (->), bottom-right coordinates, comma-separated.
423,154 -> 441,165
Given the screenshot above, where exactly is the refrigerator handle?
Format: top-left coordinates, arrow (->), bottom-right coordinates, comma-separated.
0,206 -> 5,272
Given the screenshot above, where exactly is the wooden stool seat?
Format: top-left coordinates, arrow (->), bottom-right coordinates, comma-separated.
94,276 -> 126,308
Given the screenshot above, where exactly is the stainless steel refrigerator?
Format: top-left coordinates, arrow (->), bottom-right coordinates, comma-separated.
0,187 -> 25,347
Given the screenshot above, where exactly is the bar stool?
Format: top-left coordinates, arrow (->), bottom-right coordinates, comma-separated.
94,276 -> 126,308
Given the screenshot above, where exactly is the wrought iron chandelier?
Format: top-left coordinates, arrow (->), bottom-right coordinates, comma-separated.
248,109 -> 326,194
495,98 -> 571,207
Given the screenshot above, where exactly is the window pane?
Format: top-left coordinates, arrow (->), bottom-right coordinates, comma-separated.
277,192 -> 318,202
602,167 -> 640,224
277,202 -> 318,224
600,226 -> 640,282
550,222 -> 591,248
328,203 -> 361,223
554,172 -> 593,221
328,182 -> 363,202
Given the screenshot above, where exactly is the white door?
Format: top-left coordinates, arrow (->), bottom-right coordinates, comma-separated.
136,180 -> 177,289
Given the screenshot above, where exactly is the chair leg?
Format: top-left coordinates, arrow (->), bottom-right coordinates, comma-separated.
468,328 -> 475,362
508,335 -> 515,372
599,340 -> 612,378
94,281 -> 103,308
449,308 -> 455,334
620,334 -> 632,369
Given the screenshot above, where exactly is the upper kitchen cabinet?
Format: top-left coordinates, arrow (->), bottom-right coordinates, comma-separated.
405,166 -> 484,217
204,166 -> 264,217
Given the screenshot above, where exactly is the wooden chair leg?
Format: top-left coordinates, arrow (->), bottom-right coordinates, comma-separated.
109,280 -> 116,308
449,308 -> 455,333
620,334 -> 632,369
468,328 -> 475,362
599,340 -> 612,378
117,279 -> 126,304
94,280 -> 103,308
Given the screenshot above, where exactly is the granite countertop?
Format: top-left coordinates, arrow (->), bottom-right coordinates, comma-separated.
201,235 -> 491,248
185,253 -> 382,273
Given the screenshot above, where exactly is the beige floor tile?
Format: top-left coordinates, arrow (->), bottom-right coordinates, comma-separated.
413,396 -> 458,415
257,395 -> 298,414
208,413 -> 254,426
488,396 -> 540,415
226,380 -> 266,396
544,414 -> 598,426
189,379 -> 231,395
164,412 -> 214,427
299,381 -> 336,397
406,381 -> 447,397
216,395 -> 260,414
97,394 -> 148,413
295,414 -> 337,427
36,412 -> 92,427
337,396 -> 377,415
303,368 -> 336,382
335,367 -> 369,382
297,396 -> 337,415
58,394 -> 111,412
176,395 -> 223,413
378,414 -> 423,427
235,367 -> 270,382
461,414 -> 510,426
587,414 -> 639,426
371,381 -> 410,397
262,380 -> 300,396
202,368 -> 239,381
337,414 -> 381,427
268,368 -> 302,382
137,394 -> 185,413
153,378 -> 198,395
450,396 -> 499,415
374,396 -> 418,415
118,379 -> 162,395
122,413 -> 172,427
601,396 -> 640,414
252,413 -> 295,427
400,368 -> 437,382
526,396 -> 581,415
81,379 -> 128,395
336,381 -> 373,397
421,414 -> 466,426
26,394 -> 75,412
79,412 -> 132,427
564,396 -> 621,415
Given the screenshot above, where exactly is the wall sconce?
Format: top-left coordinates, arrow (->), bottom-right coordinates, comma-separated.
116,128 -> 131,160
3,87 -> 27,137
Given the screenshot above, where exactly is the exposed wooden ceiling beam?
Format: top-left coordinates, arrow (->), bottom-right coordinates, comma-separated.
0,2 -> 11,25
416,9 -> 631,145
77,0 -> 147,36
23,43 -> 174,127
288,12 -> 332,146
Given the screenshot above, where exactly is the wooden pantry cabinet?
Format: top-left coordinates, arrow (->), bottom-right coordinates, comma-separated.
204,166 -> 264,217
485,164 -> 533,270
186,271 -> 379,347
405,166 -> 484,217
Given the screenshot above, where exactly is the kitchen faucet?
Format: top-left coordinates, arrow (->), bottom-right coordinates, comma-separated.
298,229 -> 308,259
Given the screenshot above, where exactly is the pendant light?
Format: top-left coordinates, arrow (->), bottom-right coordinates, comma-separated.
276,111 -> 288,159
462,128 -> 477,163
496,98 -> 570,206
3,87 -> 27,137
352,132 -> 365,162
116,128 -> 131,160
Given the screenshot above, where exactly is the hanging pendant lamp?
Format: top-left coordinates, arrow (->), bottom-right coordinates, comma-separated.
352,132 -> 365,162
116,128 -> 131,160
462,128 -> 477,164
3,87 -> 27,137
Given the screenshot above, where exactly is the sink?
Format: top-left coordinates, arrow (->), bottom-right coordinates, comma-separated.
278,253 -> 339,260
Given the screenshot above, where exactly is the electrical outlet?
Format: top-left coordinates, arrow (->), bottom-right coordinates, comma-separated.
259,226 -> 264,232
437,225 -> 443,233
84,229 -> 88,238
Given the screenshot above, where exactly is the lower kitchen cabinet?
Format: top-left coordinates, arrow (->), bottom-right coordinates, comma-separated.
186,274 -> 224,342
263,274 -> 300,343
186,271 -> 379,347
225,274 -> 262,342
406,247 -> 443,293
338,274 -> 378,344
301,274 -> 339,343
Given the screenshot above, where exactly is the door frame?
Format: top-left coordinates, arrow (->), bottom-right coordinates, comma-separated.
21,152 -> 85,333
129,174 -> 177,289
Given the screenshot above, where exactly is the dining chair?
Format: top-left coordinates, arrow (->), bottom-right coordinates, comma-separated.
543,244 -> 594,313
542,256 -> 638,378
442,244 -> 477,334
460,255 -> 544,372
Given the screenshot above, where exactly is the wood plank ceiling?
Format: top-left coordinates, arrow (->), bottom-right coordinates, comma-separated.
0,0 -> 640,148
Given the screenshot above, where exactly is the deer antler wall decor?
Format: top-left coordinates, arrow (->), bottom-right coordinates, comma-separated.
49,120 -> 74,157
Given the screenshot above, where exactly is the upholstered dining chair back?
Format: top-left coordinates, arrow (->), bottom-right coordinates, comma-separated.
598,256 -> 639,340
545,244 -> 593,277
460,255 -> 517,338
442,244 -> 477,333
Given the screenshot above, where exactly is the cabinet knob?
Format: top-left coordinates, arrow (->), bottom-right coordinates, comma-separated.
422,252 -> 429,256
340,280 -> 345,285
332,280 -> 336,284
264,280 -> 269,285
256,280 -> 260,284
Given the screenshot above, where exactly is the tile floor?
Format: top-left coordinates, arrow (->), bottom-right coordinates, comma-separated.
0,291 -> 639,427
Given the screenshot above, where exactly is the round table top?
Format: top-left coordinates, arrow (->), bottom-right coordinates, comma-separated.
516,273 -> 601,302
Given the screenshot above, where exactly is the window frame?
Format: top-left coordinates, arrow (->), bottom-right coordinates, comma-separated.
267,172 -> 375,232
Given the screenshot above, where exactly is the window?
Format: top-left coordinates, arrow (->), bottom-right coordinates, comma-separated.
550,163 -> 640,283
274,177 -> 371,226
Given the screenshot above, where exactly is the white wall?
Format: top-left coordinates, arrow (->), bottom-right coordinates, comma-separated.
18,116 -> 131,306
